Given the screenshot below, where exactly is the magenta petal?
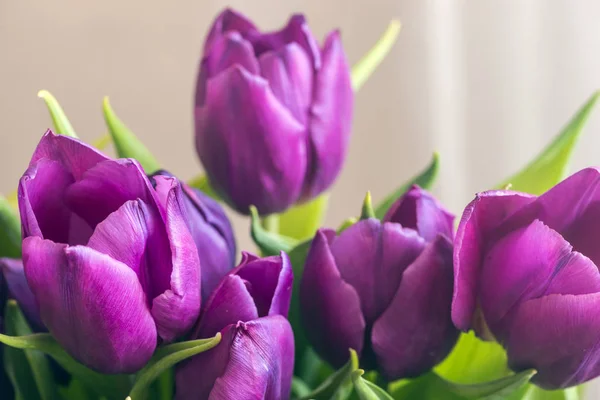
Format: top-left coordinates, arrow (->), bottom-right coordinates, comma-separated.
330,219 -> 425,324
29,130 -> 109,180
301,30 -> 353,201
371,236 -> 458,380
258,43 -> 313,125
151,179 -> 201,341
0,258 -> 42,328
506,293 -> 600,389
196,275 -> 259,339
204,8 -> 258,54
195,65 -> 307,214
452,190 -> 536,331
18,159 -> 74,242
300,229 -> 366,368
22,237 -> 156,373
66,159 -> 157,229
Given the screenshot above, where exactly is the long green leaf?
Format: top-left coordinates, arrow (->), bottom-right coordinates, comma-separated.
374,153 -> 439,219
128,333 -> 221,400
0,195 -> 22,258
278,194 -> 329,241
298,349 -> 359,400
102,96 -> 161,173
249,205 -> 299,255
352,20 -> 401,91
498,91 -> 600,194
447,369 -> 536,399
37,90 -> 78,138
3,301 -> 59,400
352,370 -> 394,400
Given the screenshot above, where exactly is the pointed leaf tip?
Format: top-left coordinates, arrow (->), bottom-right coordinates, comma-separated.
249,205 -> 298,256
360,191 -> 375,220
37,89 -> 78,138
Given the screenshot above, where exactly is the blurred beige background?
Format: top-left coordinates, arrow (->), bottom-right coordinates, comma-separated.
2,0 -> 600,394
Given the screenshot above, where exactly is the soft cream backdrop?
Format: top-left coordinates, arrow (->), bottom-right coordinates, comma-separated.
2,0 -> 600,395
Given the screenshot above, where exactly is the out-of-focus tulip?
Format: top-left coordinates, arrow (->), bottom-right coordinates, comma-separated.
194,8 -> 354,215
150,170 -> 236,301
301,186 -> 458,380
453,167 -> 600,389
19,131 -> 201,373
176,252 -> 294,400
0,258 -> 42,329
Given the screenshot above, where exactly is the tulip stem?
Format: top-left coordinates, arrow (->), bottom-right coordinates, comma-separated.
261,214 -> 280,233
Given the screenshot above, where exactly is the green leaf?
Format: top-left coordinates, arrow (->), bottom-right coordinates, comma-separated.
435,331 -> 509,384
519,385 -> 581,400
360,192 -> 375,220
57,380 -> 96,400
37,90 -> 78,138
0,319 -> 130,399
249,205 -> 299,255
92,134 -> 112,151
128,333 -> 222,400
352,20 -> 401,91
102,96 -> 161,173
352,370 -> 394,400
278,194 -> 329,241
299,349 -> 359,400
338,217 -> 358,233
374,153 -> 439,219
498,91 -> 600,195
187,174 -> 219,200
3,301 -> 59,400
0,195 -> 22,258
292,377 -> 312,398
447,369 -> 536,399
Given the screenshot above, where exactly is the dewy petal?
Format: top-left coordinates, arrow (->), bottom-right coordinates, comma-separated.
505,293 -> 600,389
209,317 -> 294,400
371,236 -> 458,380
251,14 -> 321,68
383,185 -> 455,242
0,258 -> 42,329
66,159 -> 157,230
301,30 -> 353,201
300,229 -> 366,368
29,130 -> 109,180
235,252 -> 293,318
258,42 -> 313,125
195,65 -> 307,215
195,275 -> 259,339
22,237 -> 156,373
452,190 -> 536,331
480,220 -> 572,339
151,178 -> 201,341
18,159 -> 74,242
330,219 -> 425,324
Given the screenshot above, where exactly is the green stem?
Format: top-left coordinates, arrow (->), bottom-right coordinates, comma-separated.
261,214 -> 280,233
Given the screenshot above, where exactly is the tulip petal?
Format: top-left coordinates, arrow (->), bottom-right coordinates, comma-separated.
506,293 -> 600,389
452,190 -> 536,331
151,178 -> 201,341
330,219 -> 425,324
236,252 -> 293,318
29,130 -> 108,180
195,65 -> 307,214
0,258 -> 42,329
66,158 -> 157,229
195,275 -> 259,339
204,8 -> 258,54
300,229 -> 366,368
544,251 -> 600,296
383,185 -> 455,242
258,43 -> 313,125
183,185 -> 236,301
22,236 -> 156,373
371,235 -> 458,380
301,31 -> 353,200
18,159 -> 74,242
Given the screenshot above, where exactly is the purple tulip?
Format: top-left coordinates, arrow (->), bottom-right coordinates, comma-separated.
176,252 -> 294,399
452,167 -> 600,389
301,187 -> 458,380
0,258 -> 42,329
194,8 -> 354,215
150,171 -> 236,302
18,131 -> 201,374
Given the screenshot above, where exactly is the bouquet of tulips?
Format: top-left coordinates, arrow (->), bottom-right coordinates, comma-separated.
1,8 -> 600,400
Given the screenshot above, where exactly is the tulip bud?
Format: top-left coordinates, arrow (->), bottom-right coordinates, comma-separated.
19,131 -> 201,373
453,167 -> 600,389
300,188 -> 458,380
150,171 -> 236,301
195,8 -> 353,215
176,252 -> 294,399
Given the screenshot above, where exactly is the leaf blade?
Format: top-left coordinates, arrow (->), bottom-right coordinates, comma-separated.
37,90 -> 78,138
